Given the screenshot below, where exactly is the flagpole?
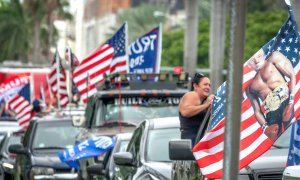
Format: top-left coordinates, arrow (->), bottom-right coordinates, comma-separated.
156,24 -> 162,73
55,50 -> 61,110
125,22 -> 129,73
223,0 -> 246,180
67,47 -> 73,103
86,72 -> 89,102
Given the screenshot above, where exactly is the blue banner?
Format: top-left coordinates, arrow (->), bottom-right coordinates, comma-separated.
58,136 -> 116,170
129,26 -> 161,73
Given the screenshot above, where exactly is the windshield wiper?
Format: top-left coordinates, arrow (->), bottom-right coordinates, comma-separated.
33,146 -> 65,150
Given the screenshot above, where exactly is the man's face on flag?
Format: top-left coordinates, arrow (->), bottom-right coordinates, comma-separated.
247,49 -> 266,71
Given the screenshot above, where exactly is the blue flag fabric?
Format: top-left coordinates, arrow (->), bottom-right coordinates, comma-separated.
129,26 -> 161,73
287,120 -> 300,166
58,136 -> 116,170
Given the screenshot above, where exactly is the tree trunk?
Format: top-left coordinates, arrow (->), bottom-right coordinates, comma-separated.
183,0 -> 198,77
32,20 -> 42,64
209,0 -> 227,92
292,0 -> 300,29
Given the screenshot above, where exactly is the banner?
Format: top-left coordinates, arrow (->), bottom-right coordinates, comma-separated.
129,26 -> 162,73
58,136 -> 116,169
0,73 -> 30,103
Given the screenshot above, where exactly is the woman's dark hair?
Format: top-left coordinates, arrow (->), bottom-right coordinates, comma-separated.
191,73 -> 206,91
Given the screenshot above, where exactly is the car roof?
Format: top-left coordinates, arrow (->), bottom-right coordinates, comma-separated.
0,121 -> 22,133
31,115 -> 72,124
115,132 -> 132,140
148,116 -> 180,129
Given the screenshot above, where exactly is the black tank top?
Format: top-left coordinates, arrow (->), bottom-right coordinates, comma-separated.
179,100 -> 208,132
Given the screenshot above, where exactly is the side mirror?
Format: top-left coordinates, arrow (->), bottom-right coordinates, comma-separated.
8,144 -> 27,155
72,115 -> 86,127
169,139 -> 195,160
113,152 -> 134,166
87,164 -> 105,176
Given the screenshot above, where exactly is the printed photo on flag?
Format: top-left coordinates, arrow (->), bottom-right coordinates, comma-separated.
129,26 -> 162,73
192,1 -> 300,179
73,23 -> 128,103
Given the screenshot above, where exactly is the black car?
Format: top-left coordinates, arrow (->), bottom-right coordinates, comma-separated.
0,130 -> 24,180
86,132 -> 132,179
9,116 -> 82,180
113,117 -> 181,180
169,116 -> 292,180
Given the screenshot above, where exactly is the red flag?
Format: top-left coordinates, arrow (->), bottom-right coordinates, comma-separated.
8,94 -> 32,129
48,51 -> 69,108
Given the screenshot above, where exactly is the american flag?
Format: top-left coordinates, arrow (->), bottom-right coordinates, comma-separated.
8,94 -> 32,128
73,23 -> 128,103
48,50 -> 69,108
192,2 -> 300,179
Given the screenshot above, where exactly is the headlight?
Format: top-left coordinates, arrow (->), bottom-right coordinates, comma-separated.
30,167 -> 54,176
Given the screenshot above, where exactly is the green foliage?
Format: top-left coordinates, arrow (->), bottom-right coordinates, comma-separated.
113,4 -> 167,42
244,10 -> 286,60
0,0 -> 30,61
162,9 -> 288,69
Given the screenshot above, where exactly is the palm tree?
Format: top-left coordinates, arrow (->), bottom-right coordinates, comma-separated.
0,0 -> 30,62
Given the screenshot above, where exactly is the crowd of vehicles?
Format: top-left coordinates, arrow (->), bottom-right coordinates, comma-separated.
72,72 -> 189,179
1,70 -> 300,180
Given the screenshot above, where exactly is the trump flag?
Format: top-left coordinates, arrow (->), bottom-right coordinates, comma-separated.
192,0 -> 300,178
129,26 -> 162,73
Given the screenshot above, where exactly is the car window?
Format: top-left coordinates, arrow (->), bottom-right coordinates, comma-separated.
146,128 -> 180,162
94,98 -> 179,127
127,122 -> 145,162
118,140 -> 129,152
0,133 -> 5,143
273,124 -> 292,148
32,121 -> 81,150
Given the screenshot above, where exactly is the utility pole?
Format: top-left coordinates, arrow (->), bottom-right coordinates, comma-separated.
292,0 -> 300,28
223,0 -> 246,180
183,0 -> 198,76
209,0 -> 228,92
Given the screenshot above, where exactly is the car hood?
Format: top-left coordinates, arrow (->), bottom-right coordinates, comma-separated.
143,161 -> 172,179
245,147 -> 288,171
31,154 -> 69,168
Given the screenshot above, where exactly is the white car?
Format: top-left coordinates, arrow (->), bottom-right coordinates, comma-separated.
283,165 -> 300,179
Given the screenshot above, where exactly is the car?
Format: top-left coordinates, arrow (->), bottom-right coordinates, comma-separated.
283,165 -> 300,179
0,130 -> 24,180
169,114 -> 292,180
73,72 -> 189,179
0,120 -> 21,134
113,116 -> 181,180
86,132 -> 132,179
8,115 -> 82,180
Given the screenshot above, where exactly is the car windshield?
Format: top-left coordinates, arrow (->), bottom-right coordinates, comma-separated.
32,121 -> 81,151
273,125 -> 292,148
146,128 -> 180,162
94,97 -> 180,127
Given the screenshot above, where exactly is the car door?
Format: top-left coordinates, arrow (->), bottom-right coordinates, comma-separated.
114,122 -> 146,179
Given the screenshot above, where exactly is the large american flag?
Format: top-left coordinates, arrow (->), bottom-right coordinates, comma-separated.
48,50 -> 69,108
192,2 -> 300,179
8,94 -> 32,128
73,23 -> 128,103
